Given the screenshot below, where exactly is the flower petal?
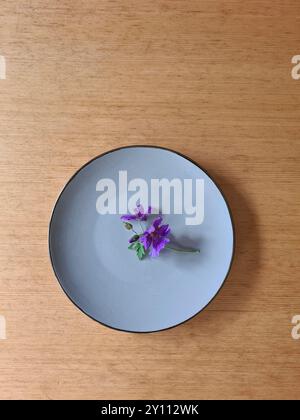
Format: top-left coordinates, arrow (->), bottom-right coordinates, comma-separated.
150,237 -> 170,257
157,224 -> 170,236
121,214 -> 137,221
144,224 -> 155,234
139,233 -> 152,250
134,204 -> 144,215
152,216 -> 163,229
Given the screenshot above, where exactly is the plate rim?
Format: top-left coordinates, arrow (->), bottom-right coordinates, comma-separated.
48,145 -> 236,333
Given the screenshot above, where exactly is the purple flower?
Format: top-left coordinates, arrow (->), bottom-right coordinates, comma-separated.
121,203 -> 151,222
121,202 -> 199,259
139,216 -> 171,257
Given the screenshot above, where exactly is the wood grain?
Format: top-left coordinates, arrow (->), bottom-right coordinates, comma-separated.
0,0 -> 299,400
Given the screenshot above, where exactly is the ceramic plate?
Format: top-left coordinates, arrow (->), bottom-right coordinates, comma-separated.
49,146 -> 234,332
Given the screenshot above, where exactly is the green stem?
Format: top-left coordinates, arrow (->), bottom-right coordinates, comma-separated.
166,245 -> 200,254
138,221 -> 145,233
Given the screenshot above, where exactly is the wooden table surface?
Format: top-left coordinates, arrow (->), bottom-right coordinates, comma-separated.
0,0 -> 299,400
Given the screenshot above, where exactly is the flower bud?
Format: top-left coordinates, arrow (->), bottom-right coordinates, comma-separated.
123,222 -> 133,230
129,234 -> 140,243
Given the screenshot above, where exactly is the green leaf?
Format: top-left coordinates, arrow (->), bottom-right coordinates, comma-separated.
128,241 -> 146,260
135,243 -> 146,260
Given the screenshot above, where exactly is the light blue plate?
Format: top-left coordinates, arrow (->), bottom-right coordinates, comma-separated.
49,146 -> 234,333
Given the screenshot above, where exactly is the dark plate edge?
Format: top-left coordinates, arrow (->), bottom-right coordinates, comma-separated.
48,145 -> 236,334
